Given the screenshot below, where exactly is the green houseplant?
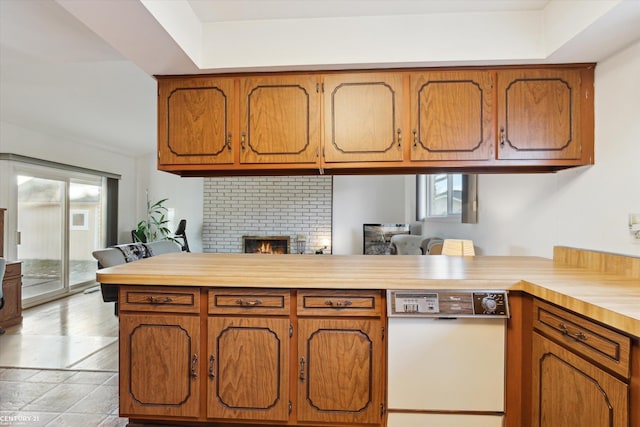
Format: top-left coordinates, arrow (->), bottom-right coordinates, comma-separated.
132,196 -> 173,243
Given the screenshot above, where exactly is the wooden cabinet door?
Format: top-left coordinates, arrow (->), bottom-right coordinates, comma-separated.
410,71 -> 493,161
158,77 -> 235,166
532,333 -> 628,427
208,317 -> 290,422
240,76 -> 320,165
323,73 -> 404,163
119,313 -> 201,419
497,69 -> 582,160
297,318 -> 383,425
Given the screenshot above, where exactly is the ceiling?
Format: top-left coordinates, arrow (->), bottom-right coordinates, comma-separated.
1,0 -> 639,158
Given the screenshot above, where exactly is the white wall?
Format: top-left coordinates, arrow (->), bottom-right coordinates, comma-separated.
137,154 -> 204,253
366,40 -> 640,258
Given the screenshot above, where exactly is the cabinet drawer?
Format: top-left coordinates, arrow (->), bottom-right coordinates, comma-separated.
297,290 -> 382,317
119,286 -> 200,314
208,289 -> 290,315
4,262 -> 22,278
533,299 -> 631,378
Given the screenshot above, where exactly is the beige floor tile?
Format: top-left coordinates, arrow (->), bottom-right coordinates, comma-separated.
28,370 -> 78,383
63,371 -> 114,385
22,383 -> 96,412
45,412 -> 108,426
66,385 -> 118,415
0,381 -> 57,410
0,368 -> 40,381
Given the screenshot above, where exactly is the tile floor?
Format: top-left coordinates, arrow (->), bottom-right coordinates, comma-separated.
0,367 -> 127,426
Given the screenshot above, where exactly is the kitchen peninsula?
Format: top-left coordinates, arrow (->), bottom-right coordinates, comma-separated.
97,247 -> 640,427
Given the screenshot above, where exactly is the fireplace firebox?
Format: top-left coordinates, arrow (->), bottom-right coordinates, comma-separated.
242,236 -> 290,254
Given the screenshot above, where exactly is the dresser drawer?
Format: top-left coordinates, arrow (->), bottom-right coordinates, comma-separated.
297,290 -> 383,317
4,261 -> 22,278
208,289 -> 290,315
533,299 -> 631,378
119,286 -> 200,314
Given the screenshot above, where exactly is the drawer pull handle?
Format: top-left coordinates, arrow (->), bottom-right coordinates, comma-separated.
559,323 -> 588,341
299,357 -> 306,383
208,355 -> 215,379
147,296 -> 173,304
325,300 -> 353,308
236,299 -> 262,306
191,354 -> 198,379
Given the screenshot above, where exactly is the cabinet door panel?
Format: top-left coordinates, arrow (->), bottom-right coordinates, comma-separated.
297,318 -> 383,424
498,69 -> 581,160
532,332 -> 628,427
324,73 -> 404,163
410,71 -> 493,161
208,317 -> 290,421
158,77 -> 234,165
240,76 -> 320,164
119,314 -> 200,418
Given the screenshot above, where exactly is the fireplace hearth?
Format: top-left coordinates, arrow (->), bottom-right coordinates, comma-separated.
242,236 -> 290,254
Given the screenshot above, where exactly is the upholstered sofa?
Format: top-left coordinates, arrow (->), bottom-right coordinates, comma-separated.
92,240 -> 182,313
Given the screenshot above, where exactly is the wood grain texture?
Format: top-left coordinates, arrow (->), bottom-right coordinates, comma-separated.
532,332 -> 629,427
0,261 -> 22,328
97,249 -> 640,337
554,246 -> 640,278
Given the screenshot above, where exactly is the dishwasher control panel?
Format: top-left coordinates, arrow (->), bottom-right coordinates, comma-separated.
388,290 -> 509,318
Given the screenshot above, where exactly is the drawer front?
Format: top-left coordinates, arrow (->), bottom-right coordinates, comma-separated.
208,289 -> 290,315
533,299 -> 631,378
4,262 -> 22,278
119,286 -> 200,314
297,290 -> 382,317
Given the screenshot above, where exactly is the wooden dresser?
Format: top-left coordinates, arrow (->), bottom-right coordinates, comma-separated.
1,207 -> 23,328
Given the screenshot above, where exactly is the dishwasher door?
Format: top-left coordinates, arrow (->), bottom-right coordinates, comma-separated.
387,317 -> 506,413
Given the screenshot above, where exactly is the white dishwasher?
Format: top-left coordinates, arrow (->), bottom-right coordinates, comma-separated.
386,290 -> 509,427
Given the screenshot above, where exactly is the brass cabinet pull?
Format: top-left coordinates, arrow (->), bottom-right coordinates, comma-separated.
397,128 -> 402,149
299,357 -> 306,383
559,322 -> 588,341
226,132 -> 232,151
208,355 -> 215,379
147,296 -> 172,304
325,300 -> 353,308
191,354 -> 198,379
499,127 -> 506,147
236,299 -> 262,306
241,132 -> 246,152
412,129 -> 418,150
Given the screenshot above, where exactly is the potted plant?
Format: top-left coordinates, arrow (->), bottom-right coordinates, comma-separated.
132,195 -> 173,243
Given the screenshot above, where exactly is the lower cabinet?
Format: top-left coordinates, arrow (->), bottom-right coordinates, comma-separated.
119,313 -> 201,419
297,318 -> 384,425
207,316 -> 291,421
531,300 -> 630,427
118,286 -> 386,426
118,286 -> 202,420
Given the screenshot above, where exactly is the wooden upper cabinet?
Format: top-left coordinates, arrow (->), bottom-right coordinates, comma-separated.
410,71 -> 493,161
240,75 -> 320,165
323,73 -> 404,163
497,69 -> 584,160
158,77 -> 234,166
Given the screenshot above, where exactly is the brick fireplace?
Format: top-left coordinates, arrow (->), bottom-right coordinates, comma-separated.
203,176 -> 332,254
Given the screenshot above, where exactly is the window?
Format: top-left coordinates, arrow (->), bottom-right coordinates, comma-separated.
416,174 -> 478,223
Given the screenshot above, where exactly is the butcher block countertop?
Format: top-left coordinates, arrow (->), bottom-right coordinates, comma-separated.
96,247 -> 640,337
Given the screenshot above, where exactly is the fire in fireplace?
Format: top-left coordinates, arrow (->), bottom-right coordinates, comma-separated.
242,236 -> 290,254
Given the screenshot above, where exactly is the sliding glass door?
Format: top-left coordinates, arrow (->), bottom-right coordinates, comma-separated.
17,176 -> 66,301
16,168 -> 105,307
